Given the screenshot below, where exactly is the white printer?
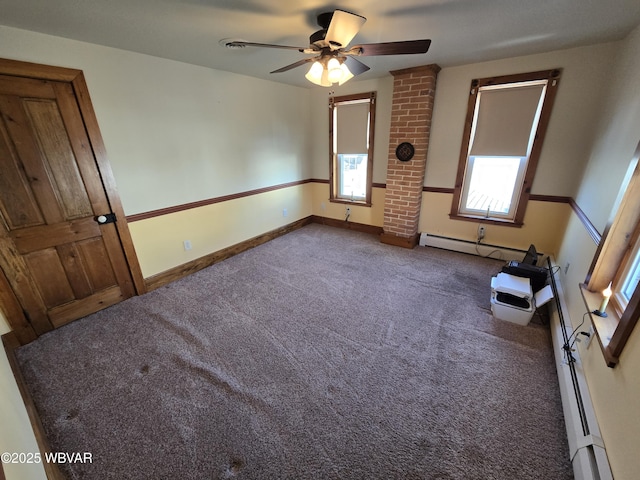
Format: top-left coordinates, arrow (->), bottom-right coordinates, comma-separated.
490,272 -> 553,326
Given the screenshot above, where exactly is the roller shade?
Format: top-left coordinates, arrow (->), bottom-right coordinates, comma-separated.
336,101 -> 370,154
469,82 -> 546,157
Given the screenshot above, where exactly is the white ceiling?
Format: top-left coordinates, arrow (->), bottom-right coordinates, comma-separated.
1,0 -> 640,88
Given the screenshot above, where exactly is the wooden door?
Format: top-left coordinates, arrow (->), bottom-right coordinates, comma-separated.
0,62 -> 144,343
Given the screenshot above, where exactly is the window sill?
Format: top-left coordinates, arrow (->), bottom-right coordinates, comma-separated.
579,283 -> 620,366
330,198 -> 371,207
449,213 -> 523,227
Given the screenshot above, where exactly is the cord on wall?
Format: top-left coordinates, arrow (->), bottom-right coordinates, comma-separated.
477,225 -> 485,242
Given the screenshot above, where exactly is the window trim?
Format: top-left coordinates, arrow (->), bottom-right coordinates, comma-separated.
329,92 -> 376,206
450,69 -> 562,225
585,140 -> 640,366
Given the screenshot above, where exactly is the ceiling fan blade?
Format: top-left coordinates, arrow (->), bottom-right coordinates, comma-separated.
348,39 -> 431,56
343,56 -> 370,76
270,58 -> 315,74
325,9 -> 366,49
221,39 -> 309,52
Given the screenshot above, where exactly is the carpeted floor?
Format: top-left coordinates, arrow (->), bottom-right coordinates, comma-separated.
16,224 -> 573,479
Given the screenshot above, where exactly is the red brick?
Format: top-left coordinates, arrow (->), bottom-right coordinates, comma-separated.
383,65 -> 439,240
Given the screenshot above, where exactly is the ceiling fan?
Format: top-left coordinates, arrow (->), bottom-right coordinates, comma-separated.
221,9 -> 431,87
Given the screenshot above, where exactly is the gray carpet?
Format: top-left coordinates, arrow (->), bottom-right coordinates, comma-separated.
16,224 -> 573,479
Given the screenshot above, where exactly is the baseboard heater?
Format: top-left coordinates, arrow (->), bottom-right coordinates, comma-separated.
547,257 -> 613,480
419,233 -> 530,261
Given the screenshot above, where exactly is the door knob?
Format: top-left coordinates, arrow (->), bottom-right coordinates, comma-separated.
95,213 -> 117,224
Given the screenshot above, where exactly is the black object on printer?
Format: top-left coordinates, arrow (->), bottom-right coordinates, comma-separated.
501,244 -> 548,292
496,292 -> 531,309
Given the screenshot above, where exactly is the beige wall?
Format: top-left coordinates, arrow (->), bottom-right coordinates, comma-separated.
309,183 -> 385,227
131,184 -> 312,278
427,42 -> 617,196
0,26 -> 314,480
306,43 -> 617,258
0,313 -> 47,480
414,43 -> 618,258
0,25 -> 311,217
556,23 -> 640,480
308,76 -> 394,184
419,192 -> 571,257
0,24 -> 314,279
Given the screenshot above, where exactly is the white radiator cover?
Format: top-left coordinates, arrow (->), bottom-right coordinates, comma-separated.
419,233 -> 532,262
418,233 -> 613,479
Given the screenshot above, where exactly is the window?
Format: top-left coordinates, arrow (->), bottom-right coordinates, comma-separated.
329,92 -> 376,205
461,155 -> 526,218
586,140 -> 640,366
621,254 -> 640,301
451,70 -> 561,224
616,233 -> 640,309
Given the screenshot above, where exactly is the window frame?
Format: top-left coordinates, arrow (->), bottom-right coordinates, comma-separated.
329,92 -> 376,206
450,69 -> 562,226
586,140 -> 640,366
611,218 -> 640,313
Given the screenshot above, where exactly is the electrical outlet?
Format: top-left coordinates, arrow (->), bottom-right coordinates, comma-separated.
346,207 -> 351,214
477,225 -> 485,240
585,325 -> 595,348
320,202 -> 326,211
183,240 -> 192,251
282,208 -> 288,217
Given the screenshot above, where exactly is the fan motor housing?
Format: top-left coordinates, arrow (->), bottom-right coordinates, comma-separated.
317,11 -> 334,29
310,11 -> 335,47
310,29 -> 327,46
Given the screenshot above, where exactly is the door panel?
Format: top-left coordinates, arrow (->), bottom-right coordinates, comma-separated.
77,237 -> 118,291
24,249 -> 76,308
0,73 -> 135,334
56,243 -> 94,299
23,98 -> 94,219
48,285 -> 123,328
12,217 -> 101,254
0,236 -> 51,334
0,120 -> 45,229
0,93 -> 65,223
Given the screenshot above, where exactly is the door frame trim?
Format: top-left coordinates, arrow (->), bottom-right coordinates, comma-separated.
0,58 -> 146,343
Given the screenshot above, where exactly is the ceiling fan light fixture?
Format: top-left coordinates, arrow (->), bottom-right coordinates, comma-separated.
305,57 -> 353,87
305,61 -> 331,86
327,57 -> 343,83
226,9 -> 430,88
338,63 -> 354,85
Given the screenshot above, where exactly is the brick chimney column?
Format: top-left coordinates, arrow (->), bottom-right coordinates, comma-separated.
381,64 -> 441,248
